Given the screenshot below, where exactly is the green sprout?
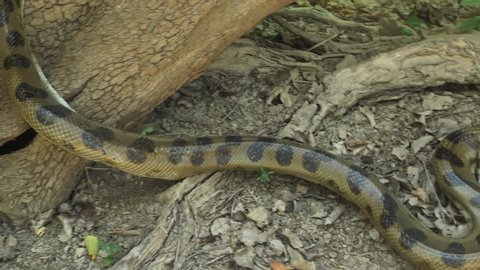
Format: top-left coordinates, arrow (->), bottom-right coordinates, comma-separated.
98,240 -> 123,267
84,235 -> 123,267
461,0 -> 480,7
142,126 -> 156,135
257,168 -> 274,183
454,16 -> 480,33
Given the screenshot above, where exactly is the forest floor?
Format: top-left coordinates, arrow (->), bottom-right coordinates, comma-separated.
2,1 -> 479,270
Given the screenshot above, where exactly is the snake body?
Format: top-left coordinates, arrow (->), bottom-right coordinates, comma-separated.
2,1 -> 480,269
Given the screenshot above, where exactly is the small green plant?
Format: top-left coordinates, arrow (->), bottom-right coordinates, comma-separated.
142,126 -> 156,135
84,235 -> 99,260
84,235 -> 123,267
98,240 -> 123,267
295,0 -> 312,7
461,0 -> 480,7
404,16 -> 423,29
257,168 -> 274,183
454,16 -> 480,33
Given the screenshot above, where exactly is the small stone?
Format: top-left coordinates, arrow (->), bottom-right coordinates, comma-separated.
233,246 -> 256,269
268,239 -> 285,256
239,227 -> 267,246
282,228 -> 303,249
273,200 -> 286,212
296,184 -> 308,195
75,247 -> 86,258
210,217 -> 230,236
309,200 -> 327,219
368,228 -> 382,242
58,215 -> 73,242
246,207 -> 269,227
288,246 -> 315,270
6,235 -> 17,248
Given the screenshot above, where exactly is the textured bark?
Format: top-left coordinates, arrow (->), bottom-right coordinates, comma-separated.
0,0 -> 295,224
319,34 -> 480,120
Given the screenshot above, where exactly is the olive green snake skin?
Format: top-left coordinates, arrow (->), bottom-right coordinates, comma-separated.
2,1 -> 480,269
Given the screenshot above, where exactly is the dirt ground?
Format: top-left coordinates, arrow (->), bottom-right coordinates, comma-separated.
1,2 -> 480,270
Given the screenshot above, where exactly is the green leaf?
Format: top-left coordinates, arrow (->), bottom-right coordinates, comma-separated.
461,0 -> 480,7
257,168 -> 274,183
103,257 -> 115,267
454,16 -> 480,32
98,240 -> 123,267
400,27 -> 414,36
84,235 -> 99,260
295,0 -> 311,7
142,126 -> 156,135
99,240 -> 123,255
405,16 -> 422,29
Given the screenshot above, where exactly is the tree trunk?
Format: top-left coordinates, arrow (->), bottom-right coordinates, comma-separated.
0,0 -> 294,225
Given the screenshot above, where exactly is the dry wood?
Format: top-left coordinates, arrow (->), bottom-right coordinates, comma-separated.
0,0 -> 295,224
114,33 -> 480,268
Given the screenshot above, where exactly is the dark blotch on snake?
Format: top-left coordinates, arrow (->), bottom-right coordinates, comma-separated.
15,82 -> 48,102
302,150 -> 333,173
365,206 -> 373,216
434,146 -> 464,167
441,243 -> 466,267
444,171 -> 468,187
6,30 -> 24,47
190,150 -> 205,166
380,193 -> 398,230
216,144 -> 231,165
191,137 -> 213,165
445,130 -> 466,144
257,136 -> 276,143
225,135 -> 243,145
275,145 -> 293,166
127,137 -> 156,164
215,137 -> 245,165
302,149 -> 335,173
470,196 -> 480,208
197,137 -> 213,146
0,0 -> 14,26
399,228 -> 427,250
167,138 -> 187,164
35,105 -> 71,126
346,165 -> 368,195
246,141 -> 272,162
327,179 -> 340,193
448,130 -> 480,150
81,127 -> 115,151
4,53 -> 30,69
302,151 -> 320,172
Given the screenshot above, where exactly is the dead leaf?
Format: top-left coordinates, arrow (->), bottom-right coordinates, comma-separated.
437,118 -> 459,138
271,262 -> 294,270
411,135 -> 434,154
412,188 -> 429,203
282,228 -> 304,249
325,205 -> 345,225
359,106 -> 376,127
392,142 -> 409,160
422,93 -> 454,110
234,246 -> 256,269
245,207 -> 270,227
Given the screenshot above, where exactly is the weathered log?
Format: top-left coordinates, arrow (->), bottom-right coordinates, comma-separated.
0,0 -> 295,224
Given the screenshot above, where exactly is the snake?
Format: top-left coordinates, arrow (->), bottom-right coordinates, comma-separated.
1,1 -> 480,269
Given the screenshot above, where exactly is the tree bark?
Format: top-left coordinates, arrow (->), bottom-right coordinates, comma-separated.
0,0 -> 295,225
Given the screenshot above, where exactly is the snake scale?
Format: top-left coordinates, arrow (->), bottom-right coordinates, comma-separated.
2,1 -> 480,269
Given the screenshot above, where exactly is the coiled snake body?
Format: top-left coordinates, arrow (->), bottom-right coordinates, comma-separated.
2,1 -> 480,269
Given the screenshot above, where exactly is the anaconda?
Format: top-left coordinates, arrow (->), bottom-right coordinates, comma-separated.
1,1 -> 480,269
